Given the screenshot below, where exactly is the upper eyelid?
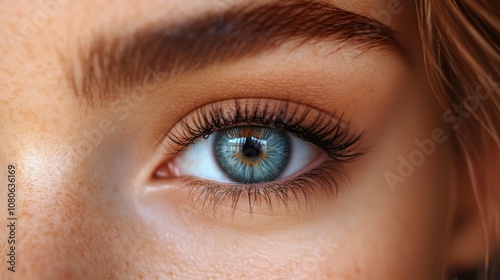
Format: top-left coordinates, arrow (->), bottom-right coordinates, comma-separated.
162,98 -> 327,150
160,98 -> 368,160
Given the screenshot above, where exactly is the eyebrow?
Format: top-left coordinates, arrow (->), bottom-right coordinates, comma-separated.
65,0 -> 398,105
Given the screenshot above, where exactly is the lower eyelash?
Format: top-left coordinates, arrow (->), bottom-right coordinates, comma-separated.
181,160 -> 347,215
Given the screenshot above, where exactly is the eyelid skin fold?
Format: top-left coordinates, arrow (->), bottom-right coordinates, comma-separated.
162,98 -> 368,159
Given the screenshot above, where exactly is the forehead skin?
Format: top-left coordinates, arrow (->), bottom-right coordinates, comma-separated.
0,1 -> 453,280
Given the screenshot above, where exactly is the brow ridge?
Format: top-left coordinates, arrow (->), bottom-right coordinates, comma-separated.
66,0 -> 397,105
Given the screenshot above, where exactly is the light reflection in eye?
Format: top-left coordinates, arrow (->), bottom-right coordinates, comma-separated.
214,127 -> 290,184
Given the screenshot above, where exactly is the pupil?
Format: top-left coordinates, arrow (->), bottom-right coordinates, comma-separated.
214,127 -> 291,184
241,137 -> 260,158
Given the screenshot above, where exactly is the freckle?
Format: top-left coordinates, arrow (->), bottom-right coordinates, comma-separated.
40,122 -> 47,133
9,107 -> 14,120
23,212 -> 33,219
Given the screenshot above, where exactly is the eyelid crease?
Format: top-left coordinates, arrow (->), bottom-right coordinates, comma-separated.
66,0 -> 398,105
161,98 -> 369,161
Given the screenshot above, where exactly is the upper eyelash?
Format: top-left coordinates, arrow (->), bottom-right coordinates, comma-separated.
164,98 -> 368,161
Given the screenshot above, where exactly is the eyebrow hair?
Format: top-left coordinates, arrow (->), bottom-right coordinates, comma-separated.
66,0 -> 398,105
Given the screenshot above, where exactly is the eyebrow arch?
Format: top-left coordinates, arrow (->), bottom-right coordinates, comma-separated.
66,0 -> 398,105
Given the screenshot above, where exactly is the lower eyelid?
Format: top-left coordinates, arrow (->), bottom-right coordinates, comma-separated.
178,159 -> 348,216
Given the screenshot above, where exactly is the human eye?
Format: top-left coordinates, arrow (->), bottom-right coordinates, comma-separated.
168,125 -> 321,182
153,98 -> 368,215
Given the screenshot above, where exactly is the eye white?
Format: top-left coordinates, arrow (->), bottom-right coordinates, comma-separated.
172,130 -> 324,183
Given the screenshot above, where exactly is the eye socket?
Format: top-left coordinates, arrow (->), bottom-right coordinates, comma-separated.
162,126 -> 325,184
152,99 -> 367,214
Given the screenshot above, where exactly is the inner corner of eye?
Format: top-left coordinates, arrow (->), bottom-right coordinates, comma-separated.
153,160 -> 181,179
153,132 -> 218,180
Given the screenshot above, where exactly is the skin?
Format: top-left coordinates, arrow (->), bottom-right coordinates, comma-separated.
0,0 -> 492,279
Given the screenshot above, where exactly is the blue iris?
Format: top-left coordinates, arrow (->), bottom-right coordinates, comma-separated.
214,127 -> 291,184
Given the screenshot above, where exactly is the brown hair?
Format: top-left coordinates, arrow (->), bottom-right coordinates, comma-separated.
417,0 -> 500,279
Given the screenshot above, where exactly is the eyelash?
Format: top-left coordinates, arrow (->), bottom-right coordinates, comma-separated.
182,163 -> 347,214
161,99 -> 368,213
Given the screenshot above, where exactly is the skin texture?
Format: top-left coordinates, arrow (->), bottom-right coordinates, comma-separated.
0,0 -> 490,279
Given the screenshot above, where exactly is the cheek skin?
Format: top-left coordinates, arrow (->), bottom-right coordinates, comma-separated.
342,88 -> 453,280
11,157 -> 149,278
0,1 -> 452,280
